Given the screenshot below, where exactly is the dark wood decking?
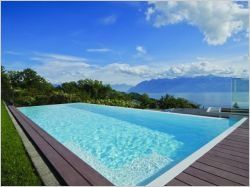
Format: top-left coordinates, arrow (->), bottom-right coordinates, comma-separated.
8,106 -> 113,186
166,119 -> 249,186
9,105 -> 249,186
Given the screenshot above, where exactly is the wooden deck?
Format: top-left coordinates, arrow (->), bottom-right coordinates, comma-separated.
166,119 -> 249,186
8,105 -> 249,186
8,105 -> 113,186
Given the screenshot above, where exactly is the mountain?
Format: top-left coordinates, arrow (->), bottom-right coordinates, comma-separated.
129,76 -> 249,93
52,83 -> 61,87
111,84 -> 133,92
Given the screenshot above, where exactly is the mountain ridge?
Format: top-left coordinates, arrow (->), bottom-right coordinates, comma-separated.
129,76 -> 249,93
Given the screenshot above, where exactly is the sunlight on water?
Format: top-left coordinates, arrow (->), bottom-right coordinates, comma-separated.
65,142 -> 174,185
19,103 -> 238,185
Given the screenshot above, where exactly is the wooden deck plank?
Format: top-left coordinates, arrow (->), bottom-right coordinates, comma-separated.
240,125 -> 249,129
230,132 -> 249,137
166,179 -> 189,186
184,167 -> 241,186
12,107 -> 112,186
166,118 -> 249,186
215,144 -> 249,154
226,132 -> 249,138
225,136 -> 249,143
10,105 -> 249,186
217,138 -> 249,146
230,130 -> 248,136
230,132 -> 249,138
212,147 -> 248,158
207,150 -> 249,164
232,126 -> 248,130
8,106 -> 91,186
226,131 -> 248,137
202,153 -> 249,171
9,106 -> 113,186
175,172 -> 214,186
198,157 -> 249,177
191,162 -> 249,185
218,140 -> 248,149
220,139 -> 249,147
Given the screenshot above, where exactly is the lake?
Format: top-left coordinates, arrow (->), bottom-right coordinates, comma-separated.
148,92 -> 249,109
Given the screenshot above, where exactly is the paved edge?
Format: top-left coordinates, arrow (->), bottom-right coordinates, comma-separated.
5,104 -> 60,186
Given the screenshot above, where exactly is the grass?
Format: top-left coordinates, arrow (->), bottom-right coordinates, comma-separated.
1,102 -> 43,186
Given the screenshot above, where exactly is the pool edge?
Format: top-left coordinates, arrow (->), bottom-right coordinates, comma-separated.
4,103 -> 60,186
18,102 -> 228,120
8,105 -> 114,186
13,103 -> 248,186
147,117 -> 248,187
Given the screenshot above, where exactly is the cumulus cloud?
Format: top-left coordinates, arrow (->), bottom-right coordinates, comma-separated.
104,63 -> 153,78
105,57 -> 248,82
146,1 -> 249,45
101,15 -> 117,25
162,62 -> 233,78
136,46 -> 147,55
30,53 -> 92,83
86,48 -> 111,52
26,53 -> 248,85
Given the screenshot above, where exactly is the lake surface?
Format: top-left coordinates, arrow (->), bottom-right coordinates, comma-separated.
148,92 -> 249,109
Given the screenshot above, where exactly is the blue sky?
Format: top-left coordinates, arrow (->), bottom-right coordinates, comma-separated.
2,1 -> 249,85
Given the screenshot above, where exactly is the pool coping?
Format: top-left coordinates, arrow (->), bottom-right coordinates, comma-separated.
166,118 -> 249,186
7,105 -> 113,186
10,103 -> 248,186
147,117 -> 248,186
19,102 -> 228,120
5,103 -> 60,186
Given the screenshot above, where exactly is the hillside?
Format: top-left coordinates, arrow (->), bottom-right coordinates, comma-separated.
129,76 -> 249,93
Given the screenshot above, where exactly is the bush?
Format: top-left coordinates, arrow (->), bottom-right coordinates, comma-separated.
49,92 -> 70,104
33,95 -> 50,105
14,96 -> 35,106
2,67 -> 199,109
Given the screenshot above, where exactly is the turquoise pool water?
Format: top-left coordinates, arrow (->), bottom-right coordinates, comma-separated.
19,103 -> 239,185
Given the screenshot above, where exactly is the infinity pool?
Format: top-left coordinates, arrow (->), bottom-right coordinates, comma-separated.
19,103 -> 239,185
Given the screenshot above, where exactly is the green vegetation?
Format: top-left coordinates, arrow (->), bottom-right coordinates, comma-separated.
1,102 -> 42,185
1,66 -> 199,109
1,66 -> 197,185
233,102 -> 239,109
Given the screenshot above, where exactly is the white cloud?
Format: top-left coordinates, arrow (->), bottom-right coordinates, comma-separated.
25,53 -> 248,85
101,15 -> 117,25
4,51 -> 22,55
163,62 -> 232,77
146,7 -> 155,20
32,52 -> 88,63
30,53 -> 91,83
104,63 -> 152,78
136,45 -> 147,55
86,48 -> 111,52
146,1 -> 249,45
161,56 -> 248,78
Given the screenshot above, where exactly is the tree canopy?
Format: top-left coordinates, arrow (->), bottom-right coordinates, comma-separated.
1,66 -> 199,109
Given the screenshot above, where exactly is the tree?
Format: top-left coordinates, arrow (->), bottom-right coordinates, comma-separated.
233,102 -> 239,109
158,94 -> 198,109
139,93 -> 151,108
21,69 -> 53,94
61,81 -> 79,94
1,66 -> 199,109
1,66 -> 13,103
8,70 -> 23,88
5,68 -> 54,106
